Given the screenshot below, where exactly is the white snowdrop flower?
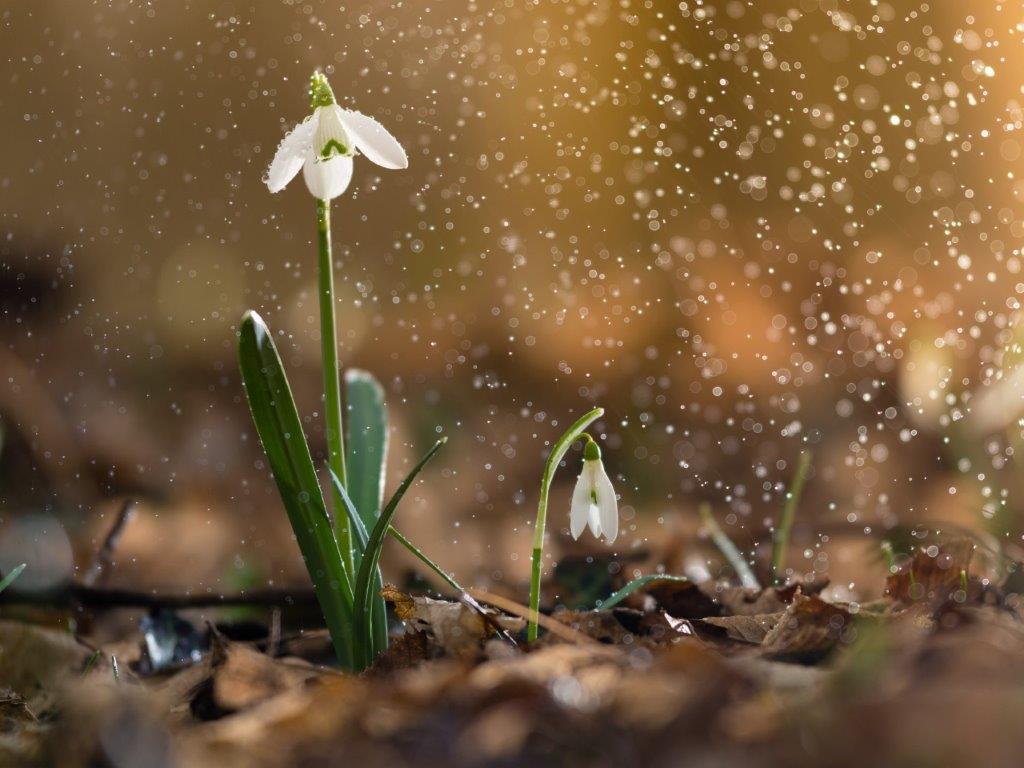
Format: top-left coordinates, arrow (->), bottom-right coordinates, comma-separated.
265,71 -> 408,201
569,438 -> 618,544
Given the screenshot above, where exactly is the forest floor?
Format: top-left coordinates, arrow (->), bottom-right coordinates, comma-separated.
2,537 -> 1024,767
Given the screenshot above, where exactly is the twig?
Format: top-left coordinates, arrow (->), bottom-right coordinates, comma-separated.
84,499 -> 136,587
0,583 -> 320,610
468,587 -> 598,646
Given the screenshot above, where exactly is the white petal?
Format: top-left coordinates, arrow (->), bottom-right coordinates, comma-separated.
340,110 -> 408,169
587,503 -> 602,539
569,471 -> 591,540
313,105 -> 354,160
302,152 -> 353,200
594,463 -> 618,544
265,115 -> 317,193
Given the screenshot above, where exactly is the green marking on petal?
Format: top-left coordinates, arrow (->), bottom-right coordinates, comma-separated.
320,139 -> 349,159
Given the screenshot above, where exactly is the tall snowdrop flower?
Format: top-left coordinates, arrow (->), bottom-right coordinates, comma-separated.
570,437 -> 618,544
260,71 -> 410,578
265,71 -> 408,200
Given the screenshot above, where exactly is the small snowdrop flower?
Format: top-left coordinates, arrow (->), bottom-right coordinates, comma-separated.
265,71 -> 408,200
569,437 -> 618,544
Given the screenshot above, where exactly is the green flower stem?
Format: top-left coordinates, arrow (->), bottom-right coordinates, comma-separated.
528,407 -> 604,642
317,198 -> 352,576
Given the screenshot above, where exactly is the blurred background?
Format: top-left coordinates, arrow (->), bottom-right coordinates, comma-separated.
1,0 -> 1023,610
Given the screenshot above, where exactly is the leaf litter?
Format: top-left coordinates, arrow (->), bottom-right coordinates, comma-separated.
6,535 -> 1024,766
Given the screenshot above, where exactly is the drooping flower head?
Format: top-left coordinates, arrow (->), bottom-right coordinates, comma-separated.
265,71 -> 408,200
569,436 -> 618,544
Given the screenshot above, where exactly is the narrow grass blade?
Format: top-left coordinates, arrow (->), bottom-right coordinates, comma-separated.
770,450 -> 813,584
528,407 -> 604,642
0,563 -> 25,594
329,468 -> 387,656
345,369 -> 388,531
353,437 -> 447,669
593,574 -> 688,610
238,310 -> 354,669
699,503 -> 761,590
387,526 -> 463,594
385,528 -> 517,648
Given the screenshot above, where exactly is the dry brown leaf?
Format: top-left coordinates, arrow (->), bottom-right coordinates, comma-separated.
380,584 -> 416,621
885,537 -> 976,607
369,631 -> 434,674
762,593 -> 852,661
646,579 -> 722,619
0,620 -> 90,698
702,613 -> 785,644
709,577 -> 829,617
382,589 -> 524,659
211,643 -> 319,713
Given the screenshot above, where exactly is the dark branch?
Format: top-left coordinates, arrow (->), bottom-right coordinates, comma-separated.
0,583 -> 320,611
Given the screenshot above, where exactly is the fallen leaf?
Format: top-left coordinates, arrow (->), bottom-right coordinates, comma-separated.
646,579 -> 721,619
710,577 -> 829,617
702,613 -> 785,644
382,589 -> 524,659
885,538 -> 977,607
0,620 -> 90,698
761,593 -> 852,662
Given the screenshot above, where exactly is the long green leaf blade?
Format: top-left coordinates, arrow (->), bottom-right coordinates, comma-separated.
770,450 -> 813,584
238,310 -> 354,669
0,563 -> 26,594
699,503 -> 761,590
329,468 -> 387,656
353,437 -> 447,669
345,369 -> 389,531
594,574 -> 689,610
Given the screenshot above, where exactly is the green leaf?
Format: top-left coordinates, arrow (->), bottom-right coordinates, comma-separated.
699,503 -> 760,590
0,563 -> 25,594
344,369 -> 388,530
770,450 -> 813,584
238,310 -> 354,670
386,526 -> 464,594
352,437 -> 447,669
329,468 -> 387,657
594,574 -> 689,610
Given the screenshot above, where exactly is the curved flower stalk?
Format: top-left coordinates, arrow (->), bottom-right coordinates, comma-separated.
265,71 -> 408,200
526,408 -> 606,642
569,437 -> 618,544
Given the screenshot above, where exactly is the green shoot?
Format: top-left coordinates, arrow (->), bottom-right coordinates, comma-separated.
0,563 -> 26,594
769,450 -> 813,584
698,503 -> 761,590
352,438 -> 447,668
880,540 -> 896,574
528,407 -> 605,642
594,574 -> 689,610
